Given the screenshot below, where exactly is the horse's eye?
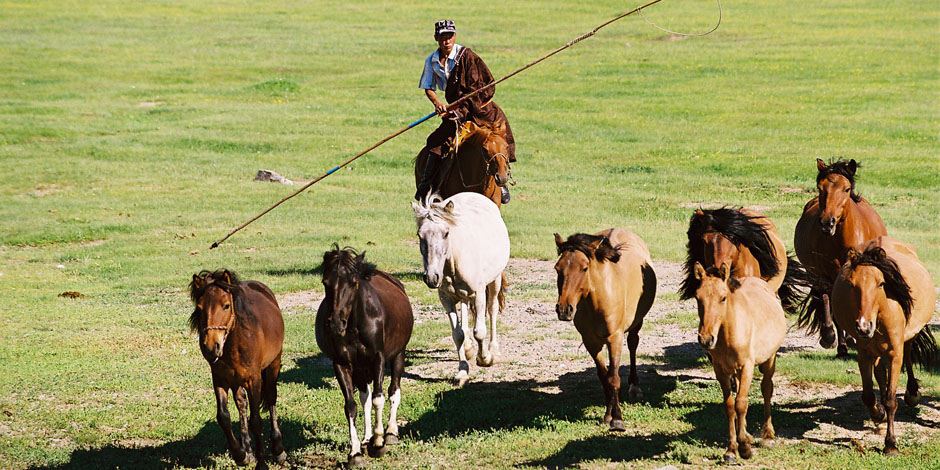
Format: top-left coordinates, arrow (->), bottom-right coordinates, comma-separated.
720,297 -> 726,303
443,232 -> 449,239
878,282 -> 885,288
845,188 -> 850,193
582,267 -> 588,273
224,303 -> 231,310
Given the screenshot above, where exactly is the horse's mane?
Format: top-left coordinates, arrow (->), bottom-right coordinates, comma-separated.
462,122 -> 505,148
556,233 -> 622,263
818,158 -> 862,203
699,266 -> 743,294
847,246 -> 914,319
322,244 -> 379,281
679,208 -> 778,300
414,193 -> 495,228
188,269 -> 246,333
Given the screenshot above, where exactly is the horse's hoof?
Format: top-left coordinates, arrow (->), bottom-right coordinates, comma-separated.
233,449 -> 254,466
602,414 -> 613,426
871,404 -> 886,423
722,453 -> 737,464
367,441 -> 387,459
464,346 -> 476,361
476,354 -> 494,367
628,385 -> 643,401
385,434 -> 399,446
273,450 -> 288,464
455,374 -> 469,387
739,444 -> 753,459
347,453 -> 364,468
904,390 -> 921,407
820,328 -> 837,349
253,460 -> 269,470
836,345 -> 850,359
609,420 -> 626,432
884,446 -> 900,456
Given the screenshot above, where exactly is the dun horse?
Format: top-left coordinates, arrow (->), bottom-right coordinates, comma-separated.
413,192 -> 509,385
693,262 -> 787,463
189,269 -> 286,469
680,207 -> 808,314
795,158 -> 887,356
414,121 -> 512,208
315,246 -> 414,467
831,237 -> 938,455
553,229 -> 656,431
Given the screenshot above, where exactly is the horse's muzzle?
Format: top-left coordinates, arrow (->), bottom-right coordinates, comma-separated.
556,303 -> 575,321
819,217 -> 837,236
855,318 -> 875,338
424,273 -> 441,289
698,333 -> 717,351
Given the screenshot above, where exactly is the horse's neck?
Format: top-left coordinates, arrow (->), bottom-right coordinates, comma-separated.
839,199 -> 886,248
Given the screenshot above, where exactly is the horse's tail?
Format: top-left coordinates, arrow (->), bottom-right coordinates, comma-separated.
778,255 -> 811,315
794,271 -> 833,334
906,326 -> 939,370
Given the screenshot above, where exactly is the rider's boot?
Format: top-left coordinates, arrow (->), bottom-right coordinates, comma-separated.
415,152 -> 444,201
500,186 -> 511,204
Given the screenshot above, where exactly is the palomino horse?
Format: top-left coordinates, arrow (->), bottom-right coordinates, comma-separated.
189,269 -> 286,469
680,207 -> 808,313
414,121 -> 512,209
553,229 -> 656,431
795,158 -> 887,356
315,246 -> 414,467
694,262 -> 787,463
831,237 -> 937,455
412,192 -> 509,385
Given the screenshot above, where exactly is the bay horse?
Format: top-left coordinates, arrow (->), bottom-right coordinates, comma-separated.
831,237 -> 938,455
693,261 -> 787,463
315,246 -> 414,467
189,269 -> 286,469
553,229 -> 657,431
412,192 -> 509,385
679,207 -> 809,313
795,158 -> 887,357
414,121 -> 512,209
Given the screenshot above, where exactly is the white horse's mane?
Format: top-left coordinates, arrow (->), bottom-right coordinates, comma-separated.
413,192 -> 495,228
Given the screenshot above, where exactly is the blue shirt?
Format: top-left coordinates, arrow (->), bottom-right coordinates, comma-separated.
419,44 -> 464,91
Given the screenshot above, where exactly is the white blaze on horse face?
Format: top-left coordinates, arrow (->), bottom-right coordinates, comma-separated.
417,221 -> 449,288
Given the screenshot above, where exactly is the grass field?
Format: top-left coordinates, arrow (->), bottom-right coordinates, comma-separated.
1,0 -> 938,468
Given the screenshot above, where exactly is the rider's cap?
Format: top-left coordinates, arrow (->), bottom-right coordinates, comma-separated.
435,20 -> 456,36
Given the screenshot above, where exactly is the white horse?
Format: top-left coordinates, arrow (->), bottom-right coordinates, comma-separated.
413,192 -> 510,386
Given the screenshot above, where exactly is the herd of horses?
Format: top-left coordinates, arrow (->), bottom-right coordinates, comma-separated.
186,124 -> 937,469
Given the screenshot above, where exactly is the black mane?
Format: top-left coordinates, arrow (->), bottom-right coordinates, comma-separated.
556,233 -> 621,263
679,208 -> 779,300
848,246 -> 914,319
322,244 -> 381,283
188,269 -> 245,333
818,158 -> 862,203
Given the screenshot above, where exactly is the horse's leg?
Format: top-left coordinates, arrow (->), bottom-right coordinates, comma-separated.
903,342 -> 921,407
757,356 -> 777,447
385,352 -> 405,445
882,347 -> 903,455
473,290 -> 492,367
735,362 -> 755,460
234,386 -> 256,465
460,301 -> 475,361
262,356 -> 287,464
334,364 -> 364,466
482,279 -> 500,366
836,326 -> 849,358
213,381 -> 249,466
584,338 -> 612,426
874,358 -> 888,408
858,349 -> 885,425
606,333 -> 626,432
716,366 -> 738,463
245,376 -> 267,468
818,292 -> 837,348
626,327 -> 642,400
442,294 -> 470,385
369,351 -> 388,455
359,384 -> 373,445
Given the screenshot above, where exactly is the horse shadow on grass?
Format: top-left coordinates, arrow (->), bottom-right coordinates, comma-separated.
30,417 -> 333,470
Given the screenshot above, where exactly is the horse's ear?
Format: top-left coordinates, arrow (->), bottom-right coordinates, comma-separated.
816,158 -> 827,172
221,270 -> 232,286
553,233 -> 564,247
718,261 -> 731,281
847,159 -> 858,176
871,246 -> 887,261
192,274 -> 204,290
444,200 -> 455,213
355,251 -> 366,265
845,248 -> 860,265
412,201 -> 422,213
693,262 -> 706,280
694,209 -> 704,216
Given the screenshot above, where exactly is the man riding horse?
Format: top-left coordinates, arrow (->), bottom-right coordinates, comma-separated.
416,19 -> 516,203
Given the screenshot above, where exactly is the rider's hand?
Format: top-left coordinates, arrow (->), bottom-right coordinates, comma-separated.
435,103 -> 448,116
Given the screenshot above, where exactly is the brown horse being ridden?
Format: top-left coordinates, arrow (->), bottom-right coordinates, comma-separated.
693,261 -> 787,463
831,237 -> 938,455
679,207 -> 810,316
189,269 -> 286,470
315,246 -> 414,467
414,121 -> 512,208
795,158 -> 887,357
553,229 -> 657,432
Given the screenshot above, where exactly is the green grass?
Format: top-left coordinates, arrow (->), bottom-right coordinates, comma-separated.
1,0 -> 938,468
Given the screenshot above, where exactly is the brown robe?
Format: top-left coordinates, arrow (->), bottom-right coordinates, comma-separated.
425,47 -> 516,162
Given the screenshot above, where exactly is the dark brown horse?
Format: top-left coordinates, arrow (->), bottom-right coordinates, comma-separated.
189,269 -> 286,470
680,207 -> 809,314
795,158 -> 888,357
414,121 -> 511,208
553,229 -> 657,431
315,246 -> 414,467
831,237 -> 937,454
